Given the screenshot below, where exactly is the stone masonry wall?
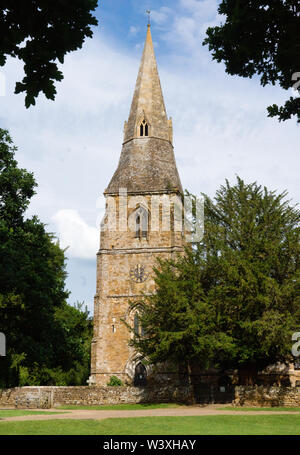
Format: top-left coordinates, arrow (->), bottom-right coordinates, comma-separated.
91,191 -> 185,386
0,385 -> 194,409
1,385 -> 299,409
234,386 -> 300,407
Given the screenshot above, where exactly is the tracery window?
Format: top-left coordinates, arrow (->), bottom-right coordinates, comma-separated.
140,119 -> 149,137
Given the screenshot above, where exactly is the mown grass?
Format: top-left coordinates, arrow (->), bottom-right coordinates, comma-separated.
0,410 -> 68,418
57,403 -> 183,411
218,406 -> 300,412
0,415 -> 300,435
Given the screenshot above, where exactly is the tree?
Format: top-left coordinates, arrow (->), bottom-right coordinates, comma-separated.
127,250 -> 235,384
130,178 -> 300,385
52,301 -> 93,386
0,129 -> 92,387
128,249 -> 236,384
0,0 -> 98,107
203,1 -> 300,123
18,302 -> 93,386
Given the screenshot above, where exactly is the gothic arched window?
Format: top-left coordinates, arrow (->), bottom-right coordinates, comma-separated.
134,206 -> 148,239
134,313 -> 145,337
140,119 -> 149,137
134,313 -> 140,335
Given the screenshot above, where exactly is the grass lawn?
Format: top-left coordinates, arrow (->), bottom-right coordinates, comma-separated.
218,406 -> 300,412
57,403 -> 183,411
0,415 -> 299,435
0,410 -> 68,418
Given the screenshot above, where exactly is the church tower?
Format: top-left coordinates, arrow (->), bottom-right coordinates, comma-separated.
90,25 -> 185,386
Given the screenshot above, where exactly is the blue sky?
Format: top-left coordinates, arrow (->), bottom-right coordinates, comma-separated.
1,1 -> 299,314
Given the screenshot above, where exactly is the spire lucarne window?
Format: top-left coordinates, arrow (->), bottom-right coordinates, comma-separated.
140,119 -> 149,137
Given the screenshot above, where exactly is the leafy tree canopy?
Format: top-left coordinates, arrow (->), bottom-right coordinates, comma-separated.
0,0 -> 98,107
203,1 -> 300,122
0,129 -> 92,387
130,178 -> 300,385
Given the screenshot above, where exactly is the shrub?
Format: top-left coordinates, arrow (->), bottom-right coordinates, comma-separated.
107,376 -> 124,386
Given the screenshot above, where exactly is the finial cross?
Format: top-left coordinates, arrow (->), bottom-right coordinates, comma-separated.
146,10 -> 151,26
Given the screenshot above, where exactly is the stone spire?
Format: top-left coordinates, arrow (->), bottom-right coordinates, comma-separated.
105,25 -> 182,195
123,24 -> 171,143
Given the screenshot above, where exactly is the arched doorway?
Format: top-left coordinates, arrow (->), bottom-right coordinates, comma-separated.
134,363 -> 147,386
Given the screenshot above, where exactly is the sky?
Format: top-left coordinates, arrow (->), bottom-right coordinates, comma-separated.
1,0 -> 299,314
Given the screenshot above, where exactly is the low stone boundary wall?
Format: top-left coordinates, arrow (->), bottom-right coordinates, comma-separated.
0,385 -> 193,409
234,386 -> 300,407
1,385 -> 299,409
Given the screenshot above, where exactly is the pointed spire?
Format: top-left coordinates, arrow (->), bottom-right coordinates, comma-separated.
124,25 -> 171,143
105,25 -> 182,195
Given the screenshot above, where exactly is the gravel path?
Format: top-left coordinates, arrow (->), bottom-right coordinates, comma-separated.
1,406 -> 300,422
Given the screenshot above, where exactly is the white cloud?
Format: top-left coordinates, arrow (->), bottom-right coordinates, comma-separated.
151,7 -> 173,25
180,0 -> 219,18
51,209 -> 99,260
156,0 -> 222,53
129,26 -> 140,36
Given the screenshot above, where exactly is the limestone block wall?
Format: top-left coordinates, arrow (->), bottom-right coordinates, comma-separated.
234,386 -> 300,407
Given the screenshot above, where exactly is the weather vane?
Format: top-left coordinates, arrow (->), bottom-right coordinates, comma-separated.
146,10 -> 151,26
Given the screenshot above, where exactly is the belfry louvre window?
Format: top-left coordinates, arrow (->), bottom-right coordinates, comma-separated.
140,120 -> 149,137
134,207 -> 148,238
